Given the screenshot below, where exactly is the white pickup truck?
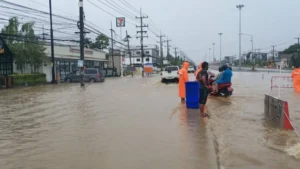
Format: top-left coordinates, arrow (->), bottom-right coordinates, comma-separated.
161,66 -> 179,83
188,66 -> 195,73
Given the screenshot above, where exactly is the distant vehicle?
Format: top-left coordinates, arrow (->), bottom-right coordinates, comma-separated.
161,66 -> 179,83
188,66 -> 195,73
65,68 -> 104,83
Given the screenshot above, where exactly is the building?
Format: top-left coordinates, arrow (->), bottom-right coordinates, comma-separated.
246,52 -> 268,62
124,44 -> 159,67
12,45 -> 107,82
0,36 -> 13,77
224,56 -> 236,65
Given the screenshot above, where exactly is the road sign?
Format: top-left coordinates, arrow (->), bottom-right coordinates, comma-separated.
116,17 -> 125,27
77,60 -> 84,67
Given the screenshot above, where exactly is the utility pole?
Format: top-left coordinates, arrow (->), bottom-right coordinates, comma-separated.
166,37 -> 171,58
212,43 -> 215,62
125,30 -> 133,77
136,8 -> 148,77
79,0 -> 85,87
42,25 -> 48,41
296,37 -> 300,59
236,4 -> 244,70
174,47 -> 178,65
48,0 -> 56,84
157,32 -> 165,70
271,45 -> 275,64
110,22 -> 115,70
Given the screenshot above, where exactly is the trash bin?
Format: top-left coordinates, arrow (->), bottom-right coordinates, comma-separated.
185,81 -> 200,109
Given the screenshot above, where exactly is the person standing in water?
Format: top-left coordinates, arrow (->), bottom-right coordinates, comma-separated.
197,62 -> 210,117
292,64 -> 300,92
178,62 -> 189,103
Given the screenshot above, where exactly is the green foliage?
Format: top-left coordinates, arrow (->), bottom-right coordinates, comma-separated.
282,44 -> 300,67
1,17 -> 47,73
283,44 -> 299,54
9,73 -> 46,86
85,34 -> 109,50
166,54 -> 181,66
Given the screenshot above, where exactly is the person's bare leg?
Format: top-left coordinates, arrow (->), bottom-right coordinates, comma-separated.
181,98 -> 185,103
200,104 -> 205,116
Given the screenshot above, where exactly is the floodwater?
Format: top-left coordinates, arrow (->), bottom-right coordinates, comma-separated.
0,72 -> 299,169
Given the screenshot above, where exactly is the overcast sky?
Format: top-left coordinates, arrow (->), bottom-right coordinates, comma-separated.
3,0 -> 300,64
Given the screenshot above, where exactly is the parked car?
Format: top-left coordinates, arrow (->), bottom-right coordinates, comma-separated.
188,66 -> 195,73
161,66 -> 179,83
64,68 -> 104,83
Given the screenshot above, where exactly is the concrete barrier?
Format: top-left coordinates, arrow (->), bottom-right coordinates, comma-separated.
264,94 -> 293,130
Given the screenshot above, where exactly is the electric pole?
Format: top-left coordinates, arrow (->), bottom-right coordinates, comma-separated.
79,0 -> 85,87
110,22 -> 115,70
271,45 -> 275,64
136,8 -> 148,77
125,30 -> 133,77
166,37 -> 171,57
296,37 -> 300,59
42,25 -> 48,41
174,47 -> 178,65
157,32 -> 165,70
48,0 -> 56,84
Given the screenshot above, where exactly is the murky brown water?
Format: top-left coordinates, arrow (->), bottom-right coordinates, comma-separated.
207,71 -> 300,169
0,72 -> 299,169
0,76 -> 217,169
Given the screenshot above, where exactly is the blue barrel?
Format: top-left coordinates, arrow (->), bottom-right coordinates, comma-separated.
185,81 -> 200,109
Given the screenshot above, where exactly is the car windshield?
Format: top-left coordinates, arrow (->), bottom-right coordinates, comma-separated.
165,67 -> 178,71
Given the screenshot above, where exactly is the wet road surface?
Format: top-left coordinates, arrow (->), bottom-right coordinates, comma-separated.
0,72 -> 300,169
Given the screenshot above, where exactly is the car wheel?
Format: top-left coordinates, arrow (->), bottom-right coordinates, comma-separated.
89,78 -> 95,83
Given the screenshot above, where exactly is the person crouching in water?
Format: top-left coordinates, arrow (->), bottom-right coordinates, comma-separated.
178,62 -> 189,103
197,62 -> 210,117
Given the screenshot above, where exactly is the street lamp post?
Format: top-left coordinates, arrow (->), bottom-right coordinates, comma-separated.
241,33 -> 253,53
212,43 -> 215,63
236,4 -> 244,70
218,33 -> 223,65
209,48 -> 211,63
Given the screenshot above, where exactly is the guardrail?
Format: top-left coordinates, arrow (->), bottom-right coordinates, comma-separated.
264,94 -> 293,130
271,76 -> 293,91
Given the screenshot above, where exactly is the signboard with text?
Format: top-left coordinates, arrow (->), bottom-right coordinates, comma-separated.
116,17 -> 125,27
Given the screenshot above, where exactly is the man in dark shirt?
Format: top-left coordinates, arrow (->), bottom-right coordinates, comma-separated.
197,62 -> 209,117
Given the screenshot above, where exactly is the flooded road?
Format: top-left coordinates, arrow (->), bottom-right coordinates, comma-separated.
0,76 -> 217,169
0,72 -> 299,169
208,71 -> 300,169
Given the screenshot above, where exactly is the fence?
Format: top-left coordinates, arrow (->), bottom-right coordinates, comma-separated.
271,76 -> 293,91
264,94 -> 293,130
